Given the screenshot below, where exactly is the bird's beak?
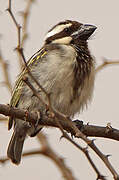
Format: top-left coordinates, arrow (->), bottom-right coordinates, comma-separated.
72,24 -> 97,40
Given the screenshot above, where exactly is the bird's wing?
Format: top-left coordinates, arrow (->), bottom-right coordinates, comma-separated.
8,47 -> 47,130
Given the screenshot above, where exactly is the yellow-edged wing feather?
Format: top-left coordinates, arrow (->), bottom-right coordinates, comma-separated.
8,47 -> 47,129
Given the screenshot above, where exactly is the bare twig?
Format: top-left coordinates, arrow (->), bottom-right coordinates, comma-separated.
6,0 -> 22,68
96,58 -> 119,73
0,132 -> 76,180
7,0 -> 21,49
54,118 -> 106,180
37,133 -> 76,180
63,135 -> 106,180
0,151 -> 42,164
0,50 -> 12,93
21,0 -> 35,47
7,0 -> 35,68
20,0 -> 36,68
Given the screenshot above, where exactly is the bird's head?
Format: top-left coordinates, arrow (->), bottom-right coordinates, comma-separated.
45,20 -> 97,45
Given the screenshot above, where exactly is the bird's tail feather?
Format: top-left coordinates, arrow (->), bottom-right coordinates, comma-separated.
7,130 -> 26,165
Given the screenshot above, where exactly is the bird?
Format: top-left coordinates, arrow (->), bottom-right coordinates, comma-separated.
7,20 -> 97,165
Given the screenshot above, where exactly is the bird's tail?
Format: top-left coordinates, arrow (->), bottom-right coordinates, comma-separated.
7,126 -> 27,165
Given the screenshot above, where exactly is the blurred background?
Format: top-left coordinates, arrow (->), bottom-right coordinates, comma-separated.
0,0 -> 119,179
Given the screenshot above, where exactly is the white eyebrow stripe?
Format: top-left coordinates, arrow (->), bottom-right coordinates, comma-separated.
45,23 -> 72,39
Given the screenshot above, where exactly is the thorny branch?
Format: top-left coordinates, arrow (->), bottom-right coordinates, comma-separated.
1,103 -> 119,141
0,104 -> 119,179
51,114 -> 106,180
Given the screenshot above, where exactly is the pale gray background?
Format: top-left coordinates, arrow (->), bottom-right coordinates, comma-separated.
0,0 -> 119,179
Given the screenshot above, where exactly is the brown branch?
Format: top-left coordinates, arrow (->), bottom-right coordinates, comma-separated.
7,0 -> 22,68
1,104 -> 119,179
45,109 -> 105,179
56,123 -> 106,180
7,0 -> 21,49
19,0 -> 36,68
1,104 -> 119,141
84,150 -> 106,180
96,58 -> 119,73
0,151 -> 42,164
37,133 -> 76,180
0,132 -> 76,180
21,0 -> 35,47
7,0 -> 35,69
0,50 -> 12,93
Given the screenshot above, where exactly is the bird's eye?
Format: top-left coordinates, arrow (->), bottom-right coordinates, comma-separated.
64,27 -> 70,33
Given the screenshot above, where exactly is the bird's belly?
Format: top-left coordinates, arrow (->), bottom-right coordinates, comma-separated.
51,70 -> 95,117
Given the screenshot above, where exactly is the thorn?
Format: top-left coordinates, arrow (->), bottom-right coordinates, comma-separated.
83,146 -> 88,152
18,25 -> 22,29
106,154 -> 112,158
105,122 -> 113,133
60,135 -> 64,140
97,175 -> 107,180
71,134 -> 74,139
92,138 -> 96,143
107,122 -> 112,128
6,8 -> 9,12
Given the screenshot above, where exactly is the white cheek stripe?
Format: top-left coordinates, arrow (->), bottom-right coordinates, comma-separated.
45,23 -> 72,39
52,36 -> 72,44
